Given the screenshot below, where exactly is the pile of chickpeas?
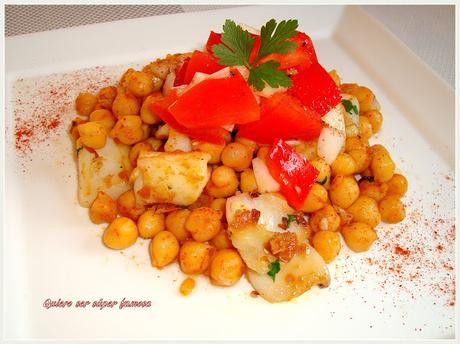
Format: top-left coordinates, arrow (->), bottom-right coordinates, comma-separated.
70,55 -> 407,296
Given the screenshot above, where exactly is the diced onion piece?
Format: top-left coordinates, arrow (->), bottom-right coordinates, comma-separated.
341,93 -> 360,127
317,127 -> 345,165
132,151 -> 211,206
254,85 -> 287,98
322,103 -> 345,132
162,71 -> 176,96
246,244 -> 330,303
155,124 -> 170,139
238,23 -> 260,35
179,67 -> 232,96
234,66 -> 250,80
164,128 -> 192,152
252,157 -> 280,193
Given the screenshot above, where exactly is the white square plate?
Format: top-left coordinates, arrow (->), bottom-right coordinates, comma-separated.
4,5 -> 455,340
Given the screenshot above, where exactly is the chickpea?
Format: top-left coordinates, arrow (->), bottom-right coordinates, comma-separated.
103,217 -> 138,250
127,71 -> 155,98
328,69 -> 341,86
341,222 -> 377,252
137,210 -> 165,239
369,144 -> 389,157
340,83 -> 376,113
235,137 -> 258,154
89,109 -> 116,132
312,231 -> 341,263
96,86 -> 117,110
110,115 -> 144,145
210,249 -> 245,286
129,140 -> 153,166
165,209 -> 191,242
347,196 -> 381,228
362,109 -> 383,133
211,229 -> 233,249
329,175 -> 360,209
348,149 -> 371,173
386,174 -> 408,197
309,205 -> 340,232
206,178 -> 238,198
76,92 -> 97,116
256,146 -> 270,162
120,68 -> 135,88
240,168 -> 258,193
140,93 -> 163,125
179,241 -> 214,275
310,158 -> 331,188
117,189 -> 146,221
90,191 -> 117,224
299,184 -> 328,213
359,116 -> 373,140
221,142 -> 252,171
331,153 -> 357,176
294,141 -> 317,161
185,207 -> 222,242
210,198 -> 226,217
359,179 -> 388,202
149,231 -> 179,268
379,195 -> 406,223
77,121 -> 107,149
345,136 -> 368,152
146,137 -> 163,151
112,89 -> 140,118
334,205 -> 353,227
141,124 -> 151,141
211,166 -> 238,188
70,117 -> 87,141
179,277 -> 195,296
192,140 -> 225,164
371,151 -> 395,183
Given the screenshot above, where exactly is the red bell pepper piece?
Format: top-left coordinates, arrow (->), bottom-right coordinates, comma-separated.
258,32 -> 317,70
266,139 -> 319,209
249,35 -> 261,64
149,91 -> 228,145
183,50 -> 225,84
237,92 -> 323,144
173,57 -> 190,87
205,31 -> 222,53
289,62 -> 341,116
169,70 -> 260,129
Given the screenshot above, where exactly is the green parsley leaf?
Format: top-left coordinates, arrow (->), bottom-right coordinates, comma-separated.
248,60 -> 292,91
257,19 -> 298,58
287,214 -> 297,228
212,19 -> 254,67
342,99 -> 358,115
267,260 -> 281,282
76,147 -> 83,155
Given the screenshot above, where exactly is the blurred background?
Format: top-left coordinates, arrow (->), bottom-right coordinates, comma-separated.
5,5 -> 454,87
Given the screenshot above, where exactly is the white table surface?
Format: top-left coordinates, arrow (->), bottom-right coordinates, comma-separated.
5,4 -> 454,87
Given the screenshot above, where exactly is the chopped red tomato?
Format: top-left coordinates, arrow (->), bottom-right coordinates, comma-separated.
258,32 -> 317,70
170,70 -> 260,129
149,91 -> 228,144
289,62 -> 341,116
266,139 -> 319,209
205,31 -> 222,53
173,57 -> 190,87
183,50 -> 225,84
237,92 -> 323,144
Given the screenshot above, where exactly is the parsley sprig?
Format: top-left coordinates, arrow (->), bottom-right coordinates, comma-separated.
212,19 -> 298,91
267,260 -> 281,282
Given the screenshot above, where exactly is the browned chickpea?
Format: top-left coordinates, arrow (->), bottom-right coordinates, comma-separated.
309,205 -> 340,232
210,198 -> 227,217
378,195 -> 406,223
117,189 -> 146,221
90,192 -> 117,224
341,222 -> 377,252
185,207 -> 222,242
347,196 -> 381,228
137,210 -> 165,239
110,115 -> 144,145
112,89 -> 140,118
210,249 -> 245,286
211,166 -> 238,188
348,149 -> 371,174
221,142 -> 252,171
310,158 -> 331,189
312,231 -> 341,263
192,141 -> 225,164
359,179 -> 388,201
89,109 -> 116,132
362,109 -> 383,133
235,137 -> 258,154
386,174 -> 408,197
211,229 -> 233,249
179,241 -> 214,275
96,86 -> 117,110
149,231 -> 179,268
127,71 -> 155,98
240,168 -> 258,193
345,136 -> 368,152
329,175 -> 359,209
103,217 -> 138,250
294,141 -> 318,160
129,140 -> 153,167
256,145 -> 270,162
179,277 -> 195,296
331,153 -> 357,176
371,151 -> 395,183
77,121 -> 107,149
165,209 -> 191,242
205,179 -> 238,198
340,83 -> 376,113
140,92 -> 163,125
359,116 -> 373,139
299,184 -> 328,213
76,92 -> 97,116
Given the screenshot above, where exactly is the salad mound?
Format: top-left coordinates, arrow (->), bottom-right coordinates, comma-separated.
70,19 -> 408,302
